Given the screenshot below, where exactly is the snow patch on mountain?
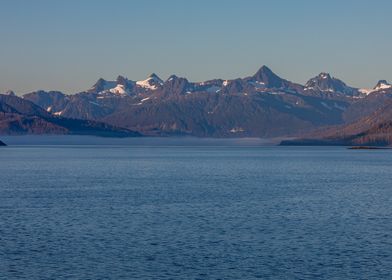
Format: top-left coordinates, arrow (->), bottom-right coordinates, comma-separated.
358,88 -> 373,95
140,97 -> 151,102
109,84 -> 129,95
249,81 -> 266,89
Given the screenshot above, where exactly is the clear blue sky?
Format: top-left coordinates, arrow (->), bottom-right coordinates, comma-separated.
0,0 -> 391,94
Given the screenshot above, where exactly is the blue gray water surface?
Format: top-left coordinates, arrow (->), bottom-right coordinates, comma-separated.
1,139 -> 392,279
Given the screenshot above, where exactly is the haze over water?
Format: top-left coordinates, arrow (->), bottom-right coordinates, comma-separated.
1,141 -> 392,279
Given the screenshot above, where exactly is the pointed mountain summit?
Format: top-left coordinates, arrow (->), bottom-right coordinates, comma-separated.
373,80 -> 392,91
116,75 -> 128,86
252,65 -> 287,88
114,75 -> 135,93
89,78 -> 109,93
165,74 -> 189,85
148,73 -> 163,81
164,75 -> 190,95
136,73 -> 164,90
305,72 -> 357,95
167,74 -> 179,81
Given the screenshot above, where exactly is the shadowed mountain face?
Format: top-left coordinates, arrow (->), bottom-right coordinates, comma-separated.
304,73 -> 359,96
0,95 -> 141,137
281,100 -> 392,146
251,66 -> 291,88
0,139 -> 6,146
13,65 -> 392,138
281,122 -> 392,147
345,121 -> 392,146
329,100 -> 392,146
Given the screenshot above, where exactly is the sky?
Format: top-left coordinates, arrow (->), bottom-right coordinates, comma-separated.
0,0 -> 391,94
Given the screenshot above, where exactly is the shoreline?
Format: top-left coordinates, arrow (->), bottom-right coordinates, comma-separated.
0,135 -> 283,146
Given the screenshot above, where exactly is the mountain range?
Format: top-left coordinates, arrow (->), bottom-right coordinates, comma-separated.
1,65 -> 392,145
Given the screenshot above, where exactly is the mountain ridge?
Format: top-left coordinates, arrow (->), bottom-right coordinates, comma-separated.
11,66 -> 390,98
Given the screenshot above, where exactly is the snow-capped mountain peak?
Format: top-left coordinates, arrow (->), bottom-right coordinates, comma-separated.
304,72 -> 358,96
319,72 -> 331,80
89,78 -> 116,93
136,73 -> 164,90
374,80 -> 392,91
87,76 -> 135,96
361,80 -> 392,95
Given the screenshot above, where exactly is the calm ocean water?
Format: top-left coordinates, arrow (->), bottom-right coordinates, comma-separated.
1,139 -> 392,279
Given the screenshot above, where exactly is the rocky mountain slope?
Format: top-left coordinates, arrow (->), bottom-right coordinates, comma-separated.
0,94 -> 141,137
281,99 -> 392,146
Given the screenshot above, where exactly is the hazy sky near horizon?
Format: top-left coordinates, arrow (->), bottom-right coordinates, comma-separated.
0,0 -> 391,94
